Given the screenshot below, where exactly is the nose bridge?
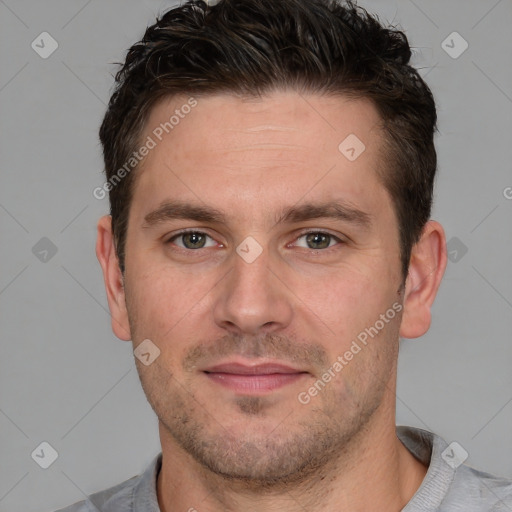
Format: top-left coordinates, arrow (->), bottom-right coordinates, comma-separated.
212,242 -> 293,335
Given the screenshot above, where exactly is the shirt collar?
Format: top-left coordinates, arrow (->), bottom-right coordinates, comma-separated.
133,452 -> 162,512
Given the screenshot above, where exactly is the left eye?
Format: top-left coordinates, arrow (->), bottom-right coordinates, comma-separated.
292,231 -> 342,250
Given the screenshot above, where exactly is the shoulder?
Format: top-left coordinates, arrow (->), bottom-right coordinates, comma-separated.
446,464 -> 512,510
397,426 -> 512,511
52,474 -> 139,512
51,453 -> 162,512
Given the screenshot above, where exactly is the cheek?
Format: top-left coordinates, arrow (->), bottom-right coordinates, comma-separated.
125,267 -> 183,338
296,268 -> 394,333
124,262 -> 222,345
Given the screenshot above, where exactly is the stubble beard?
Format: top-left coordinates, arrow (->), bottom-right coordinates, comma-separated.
126,292 -> 398,491
135,352 -> 389,491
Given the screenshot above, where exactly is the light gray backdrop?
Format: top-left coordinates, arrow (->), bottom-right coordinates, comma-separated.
1,1 -> 511,511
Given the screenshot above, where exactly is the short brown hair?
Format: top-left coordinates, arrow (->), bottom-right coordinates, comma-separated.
99,0 -> 437,279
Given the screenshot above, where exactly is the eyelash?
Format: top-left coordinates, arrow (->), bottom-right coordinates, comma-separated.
165,228 -> 345,253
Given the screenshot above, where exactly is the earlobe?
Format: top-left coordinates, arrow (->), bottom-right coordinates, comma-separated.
399,221 -> 447,339
95,215 -> 132,341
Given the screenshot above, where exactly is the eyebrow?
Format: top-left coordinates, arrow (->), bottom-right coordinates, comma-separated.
142,199 -> 372,230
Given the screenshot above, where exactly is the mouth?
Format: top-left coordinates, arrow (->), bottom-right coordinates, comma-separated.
202,361 -> 309,394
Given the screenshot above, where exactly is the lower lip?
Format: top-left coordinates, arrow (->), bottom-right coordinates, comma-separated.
204,372 -> 307,394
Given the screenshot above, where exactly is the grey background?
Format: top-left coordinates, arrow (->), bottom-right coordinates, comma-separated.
0,1 -> 511,511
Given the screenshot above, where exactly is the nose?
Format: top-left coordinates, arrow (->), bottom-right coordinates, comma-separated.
212,245 -> 294,336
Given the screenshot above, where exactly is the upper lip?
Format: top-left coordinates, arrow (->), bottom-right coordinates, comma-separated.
203,361 -> 306,375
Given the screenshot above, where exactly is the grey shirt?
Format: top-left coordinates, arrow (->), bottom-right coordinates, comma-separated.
54,426 -> 512,511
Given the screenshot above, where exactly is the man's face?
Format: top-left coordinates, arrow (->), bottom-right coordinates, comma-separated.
121,91 -> 404,483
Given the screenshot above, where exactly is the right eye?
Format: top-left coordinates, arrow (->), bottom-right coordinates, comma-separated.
166,230 -> 219,250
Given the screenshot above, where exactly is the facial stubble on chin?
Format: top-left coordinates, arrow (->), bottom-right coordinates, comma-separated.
130,332 -> 393,491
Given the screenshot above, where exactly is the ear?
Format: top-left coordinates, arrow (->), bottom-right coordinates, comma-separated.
399,220 -> 447,339
95,215 -> 132,341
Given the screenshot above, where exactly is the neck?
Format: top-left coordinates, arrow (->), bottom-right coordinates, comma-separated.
156,407 -> 427,512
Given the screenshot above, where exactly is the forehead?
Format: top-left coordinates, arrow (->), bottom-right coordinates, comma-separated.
143,90 -> 383,151
132,91 -> 388,220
